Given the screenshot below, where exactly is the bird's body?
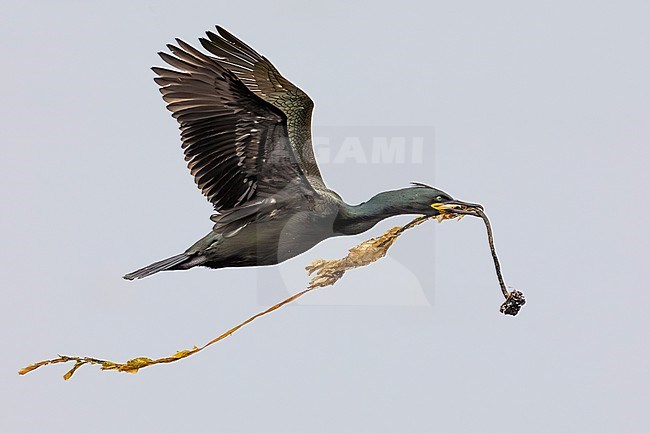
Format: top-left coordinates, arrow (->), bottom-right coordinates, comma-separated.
188,192 -> 339,269
124,26 -> 480,280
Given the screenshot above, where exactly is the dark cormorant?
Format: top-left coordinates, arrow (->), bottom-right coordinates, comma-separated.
124,26 -> 482,280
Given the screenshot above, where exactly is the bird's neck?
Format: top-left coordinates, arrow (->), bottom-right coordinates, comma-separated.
334,190 -> 412,236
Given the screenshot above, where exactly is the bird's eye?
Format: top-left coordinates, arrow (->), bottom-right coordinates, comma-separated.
435,195 -> 445,201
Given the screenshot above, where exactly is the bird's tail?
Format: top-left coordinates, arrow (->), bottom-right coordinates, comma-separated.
123,253 -> 191,280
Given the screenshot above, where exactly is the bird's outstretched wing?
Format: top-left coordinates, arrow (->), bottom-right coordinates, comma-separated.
153,38 -> 314,212
199,26 -> 324,184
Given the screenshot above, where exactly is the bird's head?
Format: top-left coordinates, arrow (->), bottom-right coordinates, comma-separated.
337,182 -> 484,235
402,182 -> 484,217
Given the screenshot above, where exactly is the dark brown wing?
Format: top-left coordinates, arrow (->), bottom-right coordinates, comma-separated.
198,26 -> 324,183
153,38 -> 313,212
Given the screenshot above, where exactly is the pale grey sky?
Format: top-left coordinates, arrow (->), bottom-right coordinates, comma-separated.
2,1 -> 649,432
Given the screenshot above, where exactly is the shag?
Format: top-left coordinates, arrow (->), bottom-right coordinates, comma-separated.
124,26 -> 482,280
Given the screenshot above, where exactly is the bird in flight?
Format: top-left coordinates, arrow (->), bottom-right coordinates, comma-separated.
124,26 -> 482,280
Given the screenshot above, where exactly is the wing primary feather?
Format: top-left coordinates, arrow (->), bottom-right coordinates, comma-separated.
152,29 -> 315,212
